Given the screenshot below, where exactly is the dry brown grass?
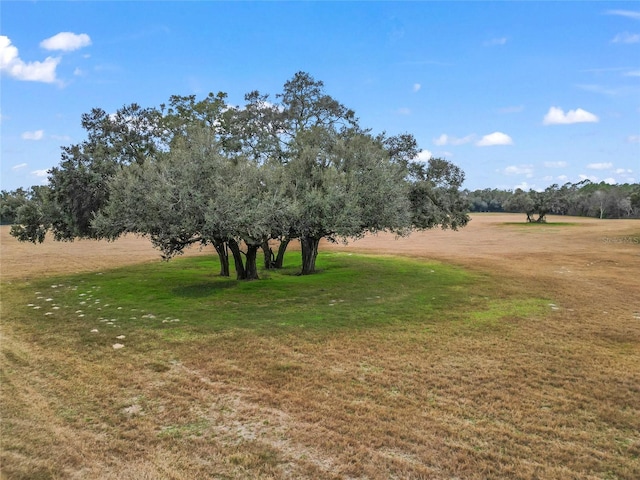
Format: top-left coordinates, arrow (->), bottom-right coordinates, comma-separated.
1,214 -> 639,479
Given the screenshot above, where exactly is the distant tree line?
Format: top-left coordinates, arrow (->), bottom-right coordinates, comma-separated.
3,72 -> 469,280
465,181 -> 640,222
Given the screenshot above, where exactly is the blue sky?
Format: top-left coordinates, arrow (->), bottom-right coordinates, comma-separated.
1,1 -> 639,192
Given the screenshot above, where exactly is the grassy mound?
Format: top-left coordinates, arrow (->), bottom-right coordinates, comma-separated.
7,253 -> 542,340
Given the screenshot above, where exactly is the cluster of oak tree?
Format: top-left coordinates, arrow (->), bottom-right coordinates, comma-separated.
6,72 -> 469,280
466,181 -> 640,222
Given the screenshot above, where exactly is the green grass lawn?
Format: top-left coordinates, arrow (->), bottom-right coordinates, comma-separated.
7,252 -> 547,345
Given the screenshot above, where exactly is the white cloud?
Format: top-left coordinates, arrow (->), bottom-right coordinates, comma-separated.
557,175 -> 569,182
579,174 -> 599,182
0,36 -> 60,83
627,134 -> 640,143
625,70 -> 640,77
40,32 -> 91,52
476,132 -> 513,146
483,37 -> 507,46
31,169 -> 49,178
433,133 -> 475,146
12,163 -> 27,170
606,10 -> 640,20
21,130 -> 44,140
396,107 -> 411,115
611,32 -> 640,43
587,162 -> 613,170
412,83 -> 421,92
543,106 -> 599,125
513,181 -> 540,191
576,84 -> 619,95
416,150 -> 433,162
544,161 -> 568,168
502,164 -> 533,177
603,177 -> 618,185
433,134 -> 447,146
615,168 -> 633,174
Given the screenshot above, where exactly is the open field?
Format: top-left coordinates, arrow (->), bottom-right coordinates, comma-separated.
1,213 -> 639,479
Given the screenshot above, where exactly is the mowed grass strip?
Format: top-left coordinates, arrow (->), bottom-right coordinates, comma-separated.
2,253 -> 639,479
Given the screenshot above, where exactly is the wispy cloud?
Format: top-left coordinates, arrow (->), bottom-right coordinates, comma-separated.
606,10 -> 640,20
21,130 -> 45,140
0,36 -> 60,83
433,134 -> 475,146
582,66 -> 630,73
579,174 -> 599,182
502,164 -> 533,177
543,106 -> 599,125
483,37 -> 507,47
396,107 -> 411,115
412,83 -> 421,93
587,162 -> 613,170
12,163 -> 27,170
477,132 -> 513,147
624,70 -> 640,77
31,169 -> 49,178
611,32 -> 640,44
40,32 -> 92,52
512,181 -> 539,191
576,84 -> 619,95
627,134 -> 640,143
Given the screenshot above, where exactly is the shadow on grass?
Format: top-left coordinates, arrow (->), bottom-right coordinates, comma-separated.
171,279 -> 239,298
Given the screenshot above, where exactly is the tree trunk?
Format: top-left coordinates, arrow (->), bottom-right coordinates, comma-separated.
213,239 -> 230,277
274,237 -> 291,269
228,239 -> 246,280
300,235 -> 321,275
244,243 -> 260,280
261,240 -> 275,269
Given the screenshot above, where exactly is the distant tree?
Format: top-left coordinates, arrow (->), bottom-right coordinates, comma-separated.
6,186 -> 55,243
503,189 -> 539,222
0,188 -> 29,225
408,158 -> 469,230
465,188 -> 511,212
10,104 -> 163,243
630,188 -> 640,215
